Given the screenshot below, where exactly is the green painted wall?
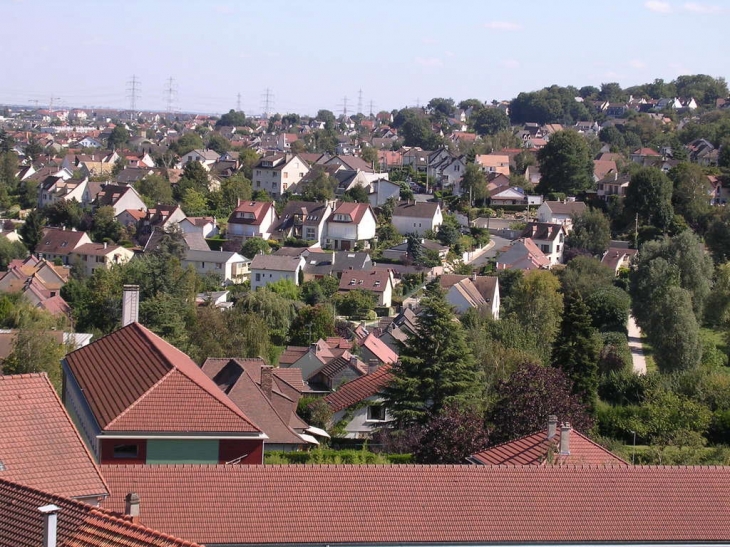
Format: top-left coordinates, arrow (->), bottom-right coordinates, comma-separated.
146,439 -> 219,464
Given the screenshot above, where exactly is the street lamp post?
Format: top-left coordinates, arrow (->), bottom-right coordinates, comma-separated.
630,430 -> 636,465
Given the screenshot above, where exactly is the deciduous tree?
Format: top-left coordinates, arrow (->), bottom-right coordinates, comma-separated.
624,167 -> 674,230
536,130 -> 594,196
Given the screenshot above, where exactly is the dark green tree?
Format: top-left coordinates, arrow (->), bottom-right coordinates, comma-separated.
584,286 -> 631,333
301,165 -> 338,202
384,286 -> 481,426
343,184 -> 369,203
107,125 -> 129,150
536,130 -> 594,195
624,167 -> 674,230
206,133 -> 231,154
472,107 -> 510,136
668,162 -> 711,226
136,174 -> 174,205
19,209 -> 45,253
288,304 -> 335,346
565,208 -> 611,256
648,286 -> 703,373
551,294 -> 600,415
215,109 -> 247,127
241,237 -> 270,258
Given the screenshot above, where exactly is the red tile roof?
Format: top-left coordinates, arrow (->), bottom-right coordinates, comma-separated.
101,465 -> 730,545
329,202 -> 372,224
64,323 -> 261,434
469,428 -> 628,466
0,477 -> 200,547
227,201 -> 274,226
338,269 -> 392,293
360,332 -> 398,364
324,365 -> 392,412
0,373 -> 108,500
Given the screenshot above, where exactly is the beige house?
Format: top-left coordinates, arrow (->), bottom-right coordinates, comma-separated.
253,153 -> 310,198
69,242 -> 134,276
475,154 -> 510,176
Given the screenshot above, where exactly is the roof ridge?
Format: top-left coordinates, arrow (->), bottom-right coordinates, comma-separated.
104,368 -> 176,429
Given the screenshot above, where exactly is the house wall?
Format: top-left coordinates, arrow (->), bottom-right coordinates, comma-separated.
218,439 -> 264,464
99,438 -> 148,465
379,282 -> 393,308
109,189 -> 147,216
147,439 -> 220,464
392,210 -> 442,236
62,362 -> 102,459
282,351 -> 323,381
250,264 -> 301,291
334,396 -> 392,439
445,287 -> 473,315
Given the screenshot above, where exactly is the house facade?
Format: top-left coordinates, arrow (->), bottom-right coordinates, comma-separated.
325,202 -> 377,250
391,201 -> 443,236
249,254 -> 305,290
522,222 -> 567,265
68,243 -> 135,277
182,249 -> 250,285
227,201 -> 278,240
252,153 -> 310,198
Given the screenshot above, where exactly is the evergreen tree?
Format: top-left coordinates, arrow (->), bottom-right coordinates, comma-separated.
384,285 -> 482,426
19,209 -> 45,253
551,294 -> 600,415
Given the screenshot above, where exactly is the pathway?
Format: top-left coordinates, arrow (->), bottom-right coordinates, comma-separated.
627,315 -> 647,375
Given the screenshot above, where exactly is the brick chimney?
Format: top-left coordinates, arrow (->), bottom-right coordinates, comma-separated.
125,492 -> 140,523
39,504 -> 59,547
560,422 -> 571,455
260,367 -> 273,400
547,415 -> 558,440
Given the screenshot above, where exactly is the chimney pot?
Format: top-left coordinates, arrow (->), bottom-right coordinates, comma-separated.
125,492 -> 140,523
547,415 -> 558,439
560,422 -> 571,455
39,504 -> 59,547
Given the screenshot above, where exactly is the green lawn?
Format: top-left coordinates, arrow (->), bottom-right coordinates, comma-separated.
641,335 -> 657,373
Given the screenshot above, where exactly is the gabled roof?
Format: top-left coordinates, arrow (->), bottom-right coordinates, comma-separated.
227,201 -> 275,226
63,323 -> 261,434
593,159 -> 617,179
328,202 -> 372,224
250,253 -> 302,272
360,332 -> 398,364
522,222 -> 565,242
39,228 -> 88,255
497,238 -> 550,270
541,200 -> 587,216
324,364 -> 392,412
274,200 -> 330,232
0,373 -> 108,500
93,184 -> 139,207
469,428 -> 629,466
392,200 -> 440,219
0,476 -> 200,547
101,465 -> 730,546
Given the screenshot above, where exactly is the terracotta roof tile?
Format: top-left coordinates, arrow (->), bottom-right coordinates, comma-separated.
324,365 -> 392,412
101,464 -> 730,545
0,374 -> 108,500
469,428 -> 628,466
64,323 -> 260,434
0,477 -> 200,547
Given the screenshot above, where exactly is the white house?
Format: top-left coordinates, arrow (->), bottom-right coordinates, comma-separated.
180,216 -> 219,238
182,249 -> 250,285
522,222 -> 567,265
439,274 -> 500,318
391,201 -> 443,236
536,200 -> 587,230
68,242 -> 135,277
37,176 -> 88,209
252,153 -> 310,198
180,149 -> 220,168
93,184 -> 147,216
249,254 -> 306,290
226,201 -> 278,240
368,178 -> 401,207
271,201 -> 332,247
325,202 -> 377,251
337,269 -> 395,308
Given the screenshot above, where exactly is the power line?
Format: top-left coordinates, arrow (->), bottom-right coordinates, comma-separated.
126,75 -> 140,119
368,100 -> 375,117
357,89 -> 363,115
338,96 -> 349,117
48,96 -> 60,111
261,88 -> 274,118
164,77 -> 177,115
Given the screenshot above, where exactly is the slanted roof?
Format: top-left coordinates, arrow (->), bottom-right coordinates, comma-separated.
497,238 -> 550,270
63,323 -> 261,434
39,228 -> 88,255
226,201 -> 274,226
338,269 -> 391,293
250,254 -> 302,272
593,159 -> 617,179
101,465 -> 730,546
329,202 -> 372,224
522,222 -> 565,242
392,201 -> 440,219
469,428 -> 629,466
0,476 -> 200,547
324,364 -> 392,412
0,373 -> 108,500
360,332 -> 398,364
542,200 -> 587,215
93,184 -> 137,207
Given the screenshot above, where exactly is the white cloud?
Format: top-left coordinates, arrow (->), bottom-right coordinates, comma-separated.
683,2 -> 723,12
500,59 -> 520,69
644,1 -> 673,12
629,59 -> 647,69
484,21 -> 522,31
415,57 -> 443,68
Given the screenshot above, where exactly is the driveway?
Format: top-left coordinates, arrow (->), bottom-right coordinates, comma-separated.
627,315 -> 647,375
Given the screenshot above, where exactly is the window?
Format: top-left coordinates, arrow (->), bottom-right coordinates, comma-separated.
541,244 -> 550,253
283,183 -> 288,190
256,170 -> 261,176
201,262 -> 206,268
272,172 -> 276,177
367,405 -> 386,421
255,273 -> 261,282
113,444 -> 139,459
256,181 -> 261,188
284,172 -> 289,179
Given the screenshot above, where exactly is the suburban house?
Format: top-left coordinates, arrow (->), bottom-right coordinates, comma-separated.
201,358 -> 320,451
37,175 -> 89,208
137,205 -> 187,242
521,222 -> 567,265
252,153 -> 310,198
391,201 -> 443,236
338,269 -> 395,307
536,200 -> 587,228
490,186 -> 526,206
325,202 -> 377,250
368,178 -> 401,207
272,200 -> 333,246
68,242 -> 135,276
496,238 -> 551,270
180,215 -> 219,238
62,321 -> 267,465
278,338 -> 362,388
0,373 -> 109,505
36,227 -> 92,265
302,250 -> 373,281
227,200 -> 278,240
439,274 -> 500,318
249,253 -> 305,290
358,331 -> 399,367
475,153 -> 510,176
597,172 -> 631,200
182,249 -> 250,285
469,416 -> 628,466
99,464 -> 730,547
0,256 -> 71,317
92,183 -> 147,215
324,364 -> 394,438
601,246 -> 639,275
180,148 -> 220,168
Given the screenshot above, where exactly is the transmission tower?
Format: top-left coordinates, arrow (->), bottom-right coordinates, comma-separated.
164,77 -> 177,115
338,96 -> 349,117
368,100 -> 375,117
28,99 -> 39,108
357,89 -> 363,115
48,96 -> 60,111
261,88 -> 274,119
236,92 -> 241,112
126,75 -> 141,120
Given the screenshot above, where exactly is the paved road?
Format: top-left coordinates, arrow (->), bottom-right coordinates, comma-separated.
468,235 -> 512,268
627,315 -> 647,375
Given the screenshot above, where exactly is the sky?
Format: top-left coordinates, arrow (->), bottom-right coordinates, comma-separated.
0,0 -> 727,116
